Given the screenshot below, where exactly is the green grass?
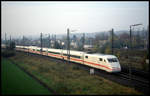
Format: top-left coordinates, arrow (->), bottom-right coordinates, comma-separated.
1,57 -> 52,95
8,52 -> 142,95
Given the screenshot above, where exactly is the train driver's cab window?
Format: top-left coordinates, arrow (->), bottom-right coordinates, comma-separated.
99,58 -> 103,61
107,58 -> 118,63
85,56 -> 88,58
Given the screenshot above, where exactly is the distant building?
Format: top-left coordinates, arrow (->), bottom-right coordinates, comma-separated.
61,42 -> 65,46
84,44 -> 93,50
57,40 -> 61,44
71,41 -> 78,48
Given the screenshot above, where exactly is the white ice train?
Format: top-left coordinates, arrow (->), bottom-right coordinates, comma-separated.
15,45 -> 121,73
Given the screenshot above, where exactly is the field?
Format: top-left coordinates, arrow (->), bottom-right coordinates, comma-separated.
5,51 -> 142,95
1,57 -> 52,95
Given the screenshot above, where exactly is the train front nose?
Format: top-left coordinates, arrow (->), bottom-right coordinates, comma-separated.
112,67 -> 121,72
111,63 -> 121,72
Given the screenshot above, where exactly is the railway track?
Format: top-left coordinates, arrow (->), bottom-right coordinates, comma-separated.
121,65 -> 149,79
16,51 -> 149,95
114,72 -> 149,88
94,69 -> 149,95
116,72 -> 149,84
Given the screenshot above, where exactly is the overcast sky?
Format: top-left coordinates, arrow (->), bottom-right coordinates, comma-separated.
1,1 -> 149,39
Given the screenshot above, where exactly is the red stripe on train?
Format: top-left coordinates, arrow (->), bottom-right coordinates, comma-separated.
70,57 -> 112,70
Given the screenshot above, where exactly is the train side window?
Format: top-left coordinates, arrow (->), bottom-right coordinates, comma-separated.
99,58 -> 103,61
48,51 -> 60,54
71,55 -> 80,59
63,54 -> 68,56
104,59 -> 106,62
85,56 -> 88,58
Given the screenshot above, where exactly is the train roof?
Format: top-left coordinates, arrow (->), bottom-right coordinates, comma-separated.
47,48 -> 86,55
85,53 -> 117,58
15,45 -> 117,58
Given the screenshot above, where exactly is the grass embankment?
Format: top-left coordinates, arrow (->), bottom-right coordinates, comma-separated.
1,57 -> 52,95
8,52 -> 142,95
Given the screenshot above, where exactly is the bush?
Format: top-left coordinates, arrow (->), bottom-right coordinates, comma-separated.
72,66 -> 80,70
55,81 -> 70,94
8,41 -> 16,50
1,50 -> 15,57
105,46 -> 111,54
38,66 -> 50,73
116,51 -> 121,59
140,54 -> 149,71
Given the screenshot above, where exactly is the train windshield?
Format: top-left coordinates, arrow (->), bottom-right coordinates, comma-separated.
107,58 -> 118,63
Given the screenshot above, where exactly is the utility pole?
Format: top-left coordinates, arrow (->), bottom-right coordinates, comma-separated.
5,33 -> 7,46
136,28 -> 140,48
40,33 -> 43,54
49,34 -> 50,48
129,23 -> 142,86
129,26 -> 132,50
10,35 -> 11,42
10,35 -> 11,48
52,34 -> 54,48
129,25 -> 132,84
111,28 -> 114,55
23,36 -> 25,49
22,36 -> 24,46
83,33 -> 85,51
143,27 -> 146,49
66,28 -> 77,63
55,35 -> 56,48
147,25 -> 149,54
22,36 -> 24,49
67,28 -> 70,63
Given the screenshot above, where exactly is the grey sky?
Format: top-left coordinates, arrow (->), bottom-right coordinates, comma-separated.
1,1 -> 149,39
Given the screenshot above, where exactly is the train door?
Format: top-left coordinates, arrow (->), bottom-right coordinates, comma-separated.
84,54 -> 90,66
98,57 -> 105,69
84,55 -> 88,62
46,48 -> 48,56
62,50 -> 65,60
61,49 -> 63,59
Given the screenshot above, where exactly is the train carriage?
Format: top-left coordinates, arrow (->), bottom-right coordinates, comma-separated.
16,45 -> 24,51
47,48 -> 62,59
69,50 -> 84,64
15,45 -> 121,73
30,46 -> 38,54
42,48 -> 48,56
36,47 -> 42,54
23,46 -> 29,52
